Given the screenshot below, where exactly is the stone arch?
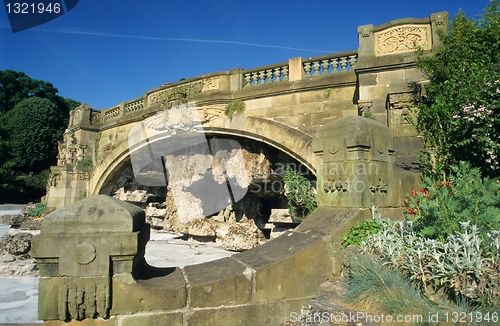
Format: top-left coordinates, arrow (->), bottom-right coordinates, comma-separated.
91,115 -> 316,197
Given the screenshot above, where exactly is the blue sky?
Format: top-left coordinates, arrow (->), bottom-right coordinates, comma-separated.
0,0 -> 489,110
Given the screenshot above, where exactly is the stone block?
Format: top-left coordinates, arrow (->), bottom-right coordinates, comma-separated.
403,67 -> 425,82
295,207 -> 370,244
234,231 -> 332,302
377,70 -> 404,86
323,99 -> 355,113
289,57 -> 303,81
328,86 -> 356,100
358,73 -> 377,87
245,97 -> 272,111
291,102 -> 323,115
275,114 -> 312,129
32,195 -> 150,321
183,257 -> 252,308
358,85 -> 369,101
358,24 -> 375,58
368,85 -> 388,100
272,93 -> 299,106
299,90 -> 327,104
38,277 -> 60,320
371,98 -> 387,114
249,106 -> 290,119
377,207 -> 406,220
283,297 -> 315,321
121,312 -> 183,326
111,268 -> 187,314
310,112 -> 343,126
185,301 -> 285,326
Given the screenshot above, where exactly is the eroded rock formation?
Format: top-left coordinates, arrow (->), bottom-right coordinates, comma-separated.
111,137 -> 307,251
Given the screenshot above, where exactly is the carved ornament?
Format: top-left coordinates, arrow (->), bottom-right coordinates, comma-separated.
375,24 -> 431,56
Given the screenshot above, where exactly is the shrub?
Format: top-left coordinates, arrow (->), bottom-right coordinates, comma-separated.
342,218 -> 381,247
404,162 -> 500,241
280,166 -> 317,219
345,254 -> 443,318
28,203 -> 46,218
361,209 -> 500,308
415,1 -> 500,178
224,100 -> 245,119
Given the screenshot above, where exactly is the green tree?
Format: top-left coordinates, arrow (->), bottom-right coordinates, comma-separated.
0,125 -> 17,198
0,70 -> 61,114
416,1 -> 500,179
3,97 -> 67,173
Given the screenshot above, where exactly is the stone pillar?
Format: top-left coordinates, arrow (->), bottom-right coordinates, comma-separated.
430,12 -> 448,50
288,57 -> 302,81
312,115 -> 400,208
229,68 -> 244,91
357,24 -> 374,59
32,195 -> 150,321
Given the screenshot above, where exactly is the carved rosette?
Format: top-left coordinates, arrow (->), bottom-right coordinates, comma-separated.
375,24 -> 431,56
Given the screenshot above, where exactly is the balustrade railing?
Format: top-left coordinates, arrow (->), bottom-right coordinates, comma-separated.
243,62 -> 289,87
98,50 -> 359,123
104,105 -> 121,122
124,98 -> 144,115
302,51 -> 358,77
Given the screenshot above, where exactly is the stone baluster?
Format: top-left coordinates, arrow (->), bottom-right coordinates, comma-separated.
304,62 -> 312,76
266,69 -> 273,83
321,59 -> 330,74
282,66 -> 289,81
349,54 -> 357,68
244,73 -> 252,87
313,61 -> 321,76
251,72 -> 259,86
331,58 -> 339,73
340,57 -> 348,71
259,70 -> 266,84
273,67 -> 281,82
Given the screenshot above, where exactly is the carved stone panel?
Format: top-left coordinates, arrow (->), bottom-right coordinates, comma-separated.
375,24 -> 431,56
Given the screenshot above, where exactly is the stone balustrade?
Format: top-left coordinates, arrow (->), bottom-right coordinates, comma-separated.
94,50 -> 359,126
104,105 -> 121,122
242,62 -> 289,87
124,98 -> 144,115
302,50 -> 358,76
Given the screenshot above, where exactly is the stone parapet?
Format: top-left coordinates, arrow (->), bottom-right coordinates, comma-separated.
33,195 -> 370,325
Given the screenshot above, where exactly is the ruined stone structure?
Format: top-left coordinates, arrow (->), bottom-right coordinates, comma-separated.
34,12 -> 447,325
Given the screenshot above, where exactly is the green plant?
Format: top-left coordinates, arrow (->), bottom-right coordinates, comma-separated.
404,162 -> 500,241
361,209 -> 500,307
77,159 -> 93,167
224,100 -> 245,119
346,254 -> 443,320
415,1 -> 500,178
280,166 -> 317,219
342,219 -> 381,247
28,203 -> 46,217
323,88 -> 332,98
363,109 -> 374,120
